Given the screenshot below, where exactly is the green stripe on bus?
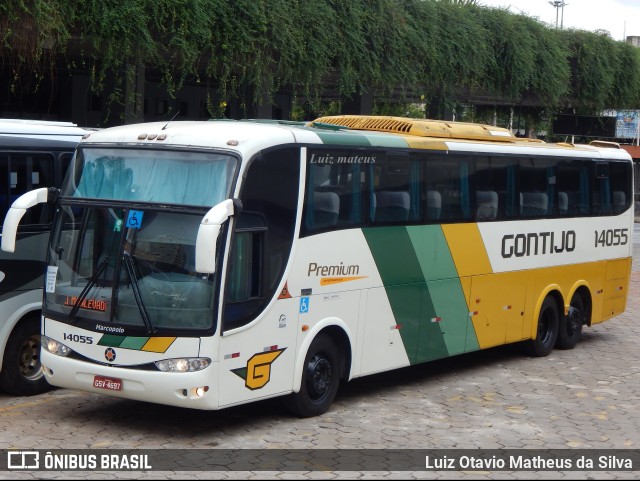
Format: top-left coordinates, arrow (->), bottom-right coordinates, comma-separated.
360,132 -> 410,148
363,226 -> 424,363
407,226 -> 480,356
363,225 -> 479,365
97,334 -> 125,347
119,336 -> 150,350
363,226 -> 447,363
313,131 -> 373,146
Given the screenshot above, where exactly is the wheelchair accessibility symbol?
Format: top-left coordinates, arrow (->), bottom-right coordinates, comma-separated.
126,210 -> 144,229
299,296 -> 309,314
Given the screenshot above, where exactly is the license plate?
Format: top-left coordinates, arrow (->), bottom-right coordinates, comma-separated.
93,375 -> 122,391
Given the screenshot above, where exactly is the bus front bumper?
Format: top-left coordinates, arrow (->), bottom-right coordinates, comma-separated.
41,350 -> 220,410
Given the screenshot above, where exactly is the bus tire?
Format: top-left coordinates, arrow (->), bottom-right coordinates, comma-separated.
556,292 -> 585,350
525,296 -> 559,357
0,317 -> 51,396
285,334 -> 341,418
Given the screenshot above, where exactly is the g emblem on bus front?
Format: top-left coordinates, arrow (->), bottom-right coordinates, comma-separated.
231,349 -> 286,390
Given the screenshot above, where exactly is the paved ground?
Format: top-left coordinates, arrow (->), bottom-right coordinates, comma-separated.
1,229 -> 639,479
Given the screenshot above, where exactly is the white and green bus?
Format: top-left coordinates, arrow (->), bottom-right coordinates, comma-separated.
2,116 -> 632,416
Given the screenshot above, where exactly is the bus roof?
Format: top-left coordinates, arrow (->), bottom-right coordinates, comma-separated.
0,119 -> 94,144
78,117 -> 632,162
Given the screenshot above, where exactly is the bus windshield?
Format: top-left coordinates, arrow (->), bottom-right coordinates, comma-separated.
45,206 -> 216,332
44,147 -> 239,333
62,147 -> 237,207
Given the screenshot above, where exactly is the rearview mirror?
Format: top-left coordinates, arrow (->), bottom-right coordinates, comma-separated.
1,188 -> 51,253
195,199 -> 240,273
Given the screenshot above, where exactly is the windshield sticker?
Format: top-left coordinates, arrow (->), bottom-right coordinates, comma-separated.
45,266 -> 58,293
126,210 -> 144,229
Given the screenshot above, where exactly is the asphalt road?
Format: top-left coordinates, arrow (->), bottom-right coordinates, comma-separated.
1,232 -> 639,479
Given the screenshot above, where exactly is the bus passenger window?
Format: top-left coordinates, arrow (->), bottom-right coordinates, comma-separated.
312,191 -> 340,228
425,190 -> 442,220
374,190 -> 410,222
303,151 -> 373,232
609,161 -> 631,215
425,157 -> 471,221
520,192 -> 548,217
2,153 -> 54,225
476,191 -> 498,221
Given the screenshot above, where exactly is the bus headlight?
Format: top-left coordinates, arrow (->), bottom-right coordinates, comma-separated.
42,336 -> 72,357
155,358 -> 211,372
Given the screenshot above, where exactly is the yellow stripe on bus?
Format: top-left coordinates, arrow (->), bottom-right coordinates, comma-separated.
441,223 -> 493,277
141,337 -> 176,353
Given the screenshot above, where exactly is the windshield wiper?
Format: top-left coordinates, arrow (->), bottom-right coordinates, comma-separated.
68,256 -> 110,323
122,253 -> 156,335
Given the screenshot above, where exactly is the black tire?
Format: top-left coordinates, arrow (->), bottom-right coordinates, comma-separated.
556,292 -> 585,350
0,317 -> 51,396
525,296 -> 560,357
284,334 -> 341,418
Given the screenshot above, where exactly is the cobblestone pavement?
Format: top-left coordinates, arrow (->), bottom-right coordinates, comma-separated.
1,238 -> 639,480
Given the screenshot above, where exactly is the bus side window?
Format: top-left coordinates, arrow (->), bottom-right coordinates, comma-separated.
425,190 -> 441,220
303,155 -> 372,231
1,153 -> 54,226
610,160 -> 631,215
476,191 -> 499,221
372,154 -> 413,224
223,148 -> 299,332
425,156 -> 471,222
558,160 -> 583,216
474,156 -> 516,221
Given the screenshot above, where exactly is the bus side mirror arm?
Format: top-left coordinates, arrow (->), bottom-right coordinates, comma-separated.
1,187 -> 52,253
195,198 -> 242,274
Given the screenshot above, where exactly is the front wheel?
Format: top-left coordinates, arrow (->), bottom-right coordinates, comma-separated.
525,296 -> 560,357
0,317 -> 51,396
284,334 -> 341,418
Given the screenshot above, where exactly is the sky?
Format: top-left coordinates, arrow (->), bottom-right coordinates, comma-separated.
477,0 -> 640,42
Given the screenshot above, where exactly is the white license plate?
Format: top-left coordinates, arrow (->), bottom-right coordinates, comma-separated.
93,375 -> 122,391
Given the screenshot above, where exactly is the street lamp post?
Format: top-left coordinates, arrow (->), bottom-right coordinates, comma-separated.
549,1 -> 568,29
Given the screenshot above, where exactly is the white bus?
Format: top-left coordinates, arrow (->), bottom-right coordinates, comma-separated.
0,119 -> 91,395
2,116 -> 632,415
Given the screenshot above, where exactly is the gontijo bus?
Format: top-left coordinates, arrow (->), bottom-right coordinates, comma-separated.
2,115 -> 632,416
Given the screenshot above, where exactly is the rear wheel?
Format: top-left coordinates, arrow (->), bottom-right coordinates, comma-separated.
0,317 -> 51,396
525,296 -> 560,357
284,334 -> 341,418
556,292 -> 585,350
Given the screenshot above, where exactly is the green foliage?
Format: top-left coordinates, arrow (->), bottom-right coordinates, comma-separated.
2,0 -> 640,120
0,0 -> 78,92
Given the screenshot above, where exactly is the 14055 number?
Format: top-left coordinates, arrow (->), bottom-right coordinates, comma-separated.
594,228 -> 629,248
